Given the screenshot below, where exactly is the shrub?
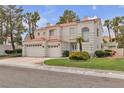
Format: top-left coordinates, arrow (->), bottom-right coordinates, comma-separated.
104,50 -> 112,52
15,49 -> 22,53
95,50 -> 105,57
62,50 -> 69,57
5,49 -> 22,54
5,50 -> 14,54
95,50 -> 116,57
112,50 -> 116,55
69,51 -> 90,60
104,51 -> 111,57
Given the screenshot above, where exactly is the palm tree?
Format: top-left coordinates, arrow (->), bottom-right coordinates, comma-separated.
24,12 -> 32,39
31,12 -> 40,39
76,37 -> 84,52
111,17 -> 121,42
24,12 -> 40,39
57,10 -> 80,24
104,19 -> 112,42
118,26 -> 124,56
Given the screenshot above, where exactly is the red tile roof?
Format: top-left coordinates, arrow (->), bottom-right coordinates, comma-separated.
24,36 -> 65,42
24,36 -> 46,42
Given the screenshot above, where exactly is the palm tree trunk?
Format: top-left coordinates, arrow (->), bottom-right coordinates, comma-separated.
116,31 -> 119,42
79,42 -> 82,52
114,31 -> 117,42
108,27 -> 112,42
32,24 -> 35,39
10,32 -> 15,52
28,20 -> 32,39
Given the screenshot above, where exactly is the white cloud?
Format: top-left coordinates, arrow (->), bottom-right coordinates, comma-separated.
92,5 -> 97,10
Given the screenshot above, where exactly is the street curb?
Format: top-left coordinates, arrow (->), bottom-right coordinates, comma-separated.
0,62 -> 124,80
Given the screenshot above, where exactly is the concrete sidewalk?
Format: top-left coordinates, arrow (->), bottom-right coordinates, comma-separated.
0,57 -> 124,80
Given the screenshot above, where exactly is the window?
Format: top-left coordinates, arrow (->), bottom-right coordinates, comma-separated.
97,28 -> 99,37
49,29 -> 55,36
48,45 -> 58,48
43,32 -> 45,35
38,32 -> 40,36
70,27 -> 76,35
71,43 -> 77,51
82,27 -> 89,42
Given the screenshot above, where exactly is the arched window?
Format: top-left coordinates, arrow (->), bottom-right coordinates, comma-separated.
82,27 -> 89,42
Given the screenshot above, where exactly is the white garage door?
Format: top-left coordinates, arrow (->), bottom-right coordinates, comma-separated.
26,46 -> 45,57
48,46 -> 61,57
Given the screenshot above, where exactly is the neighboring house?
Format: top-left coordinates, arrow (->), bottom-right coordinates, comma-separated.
102,36 -> 118,49
0,45 -> 12,55
0,36 -> 22,55
0,37 -> 12,55
22,16 -> 103,57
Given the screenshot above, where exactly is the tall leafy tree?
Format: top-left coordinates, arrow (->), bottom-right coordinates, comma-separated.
57,10 -> 80,24
3,5 -> 25,51
0,6 -> 5,44
76,37 -> 84,52
24,12 -> 32,39
104,19 -> 112,42
15,14 -> 27,45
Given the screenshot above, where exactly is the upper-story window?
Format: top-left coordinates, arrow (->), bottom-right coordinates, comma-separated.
38,32 -> 40,36
70,27 -> 76,35
82,27 -> 89,42
43,32 -> 45,36
97,28 -> 99,37
49,29 -> 56,36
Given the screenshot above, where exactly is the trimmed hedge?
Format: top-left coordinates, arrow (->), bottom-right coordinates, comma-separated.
95,50 -> 105,57
5,50 -> 14,54
15,49 -> 22,53
62,50 -> 69,57
69,51 -> 90,60
95,50 -> 116,58
104,50 -> 112,52
5,49 -> 22,54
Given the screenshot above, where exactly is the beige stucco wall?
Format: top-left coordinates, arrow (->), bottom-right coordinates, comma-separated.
23,19 -> 103,57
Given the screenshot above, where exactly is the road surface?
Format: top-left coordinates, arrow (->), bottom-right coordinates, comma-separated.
0,65 -> 124,88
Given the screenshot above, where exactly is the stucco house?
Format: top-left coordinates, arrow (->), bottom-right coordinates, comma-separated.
22,16 -> 103,57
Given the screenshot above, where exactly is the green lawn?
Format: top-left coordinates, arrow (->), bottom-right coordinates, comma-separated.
44,58 -> 124,71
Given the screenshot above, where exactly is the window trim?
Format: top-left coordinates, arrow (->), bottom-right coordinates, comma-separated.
82,27 -> 90,42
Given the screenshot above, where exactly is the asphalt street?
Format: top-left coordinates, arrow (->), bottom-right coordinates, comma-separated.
0,65 -> 124,88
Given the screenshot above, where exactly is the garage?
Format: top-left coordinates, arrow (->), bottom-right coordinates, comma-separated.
25,44 -> 45,57
47,45 -> 61,57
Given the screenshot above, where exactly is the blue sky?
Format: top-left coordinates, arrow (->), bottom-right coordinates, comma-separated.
20,5 -> 124,36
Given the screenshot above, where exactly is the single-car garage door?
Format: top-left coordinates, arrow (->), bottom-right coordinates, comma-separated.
48,46 -> 61,57
25,45 -> 45,57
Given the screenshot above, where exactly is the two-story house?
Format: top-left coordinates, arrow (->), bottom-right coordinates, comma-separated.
22,16 -> 103,57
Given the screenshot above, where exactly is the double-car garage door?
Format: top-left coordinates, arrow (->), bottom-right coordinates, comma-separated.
24,44 -> 61,57
25,45 -> 45,57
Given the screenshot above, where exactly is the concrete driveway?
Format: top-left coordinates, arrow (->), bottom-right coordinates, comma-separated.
0,57 -> 51,65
